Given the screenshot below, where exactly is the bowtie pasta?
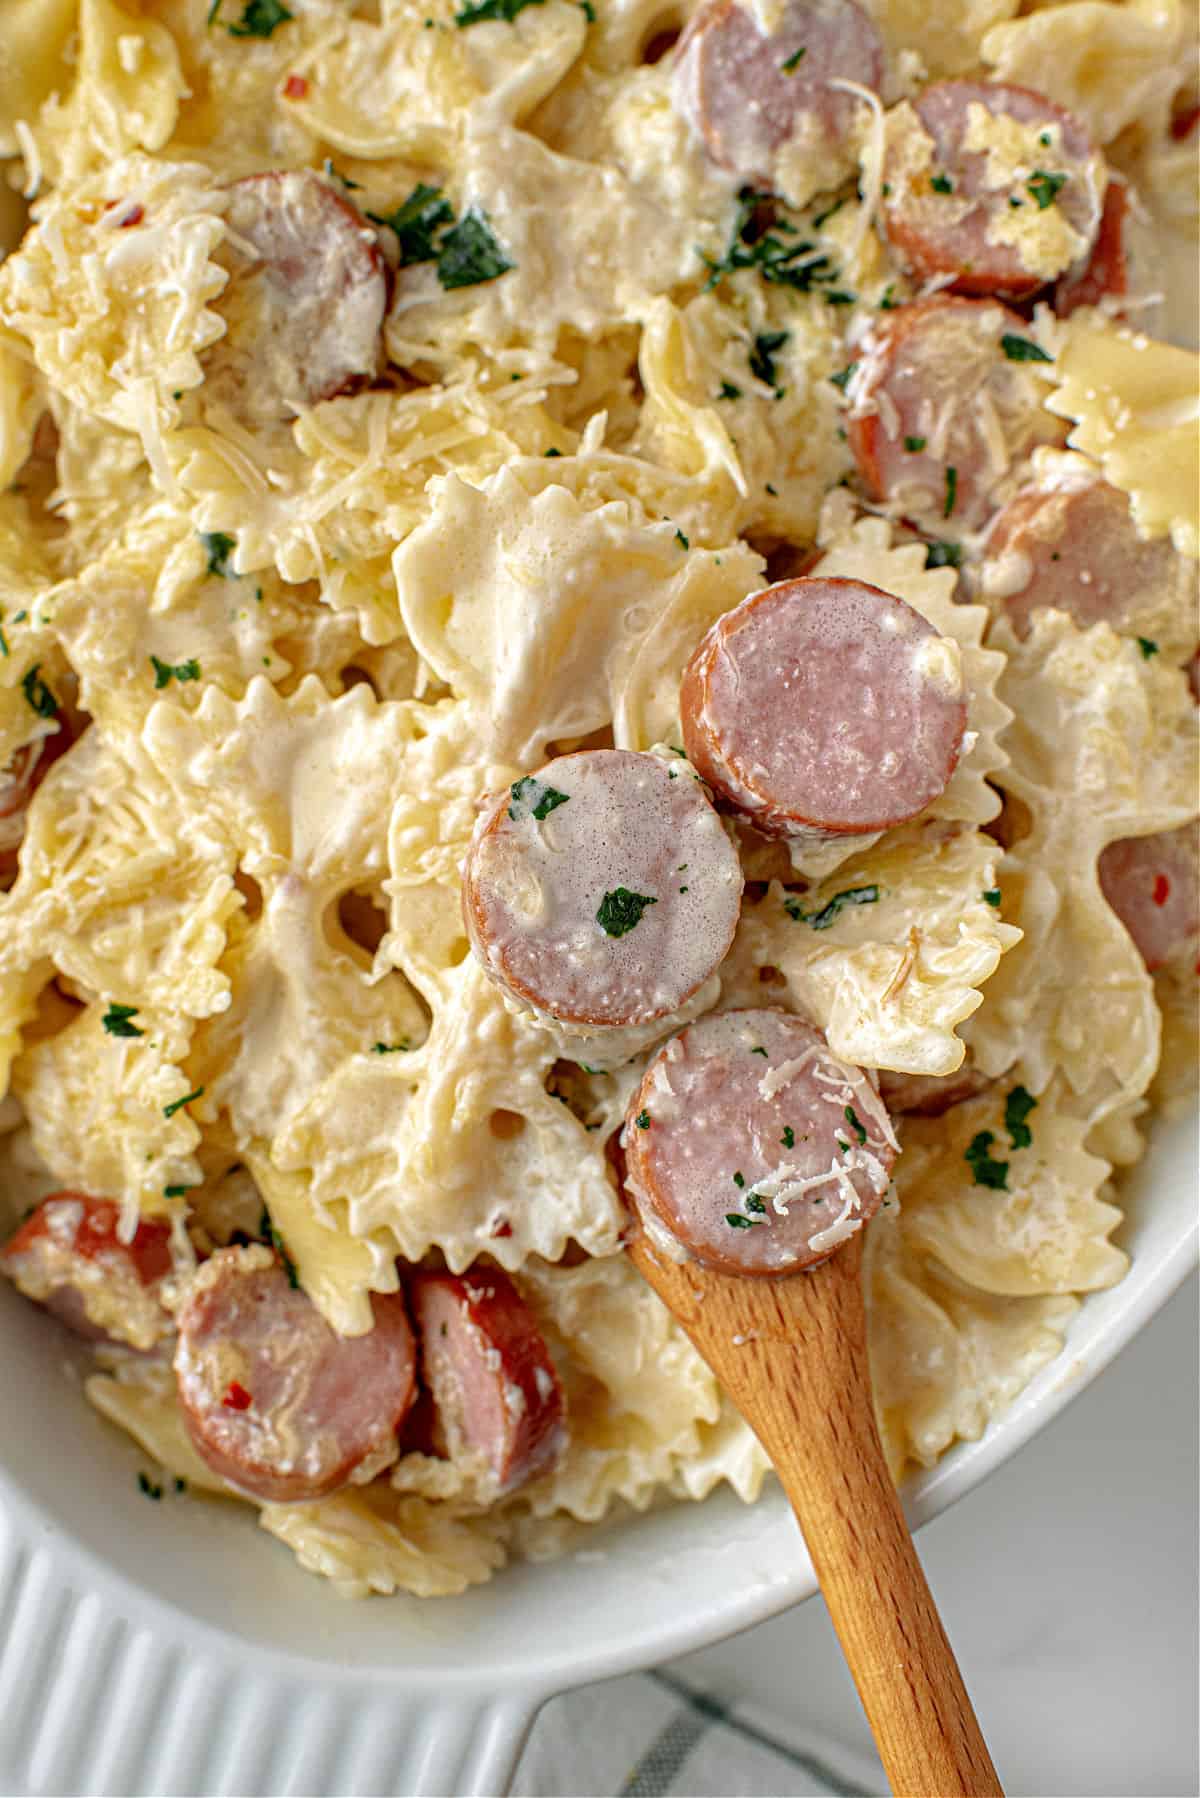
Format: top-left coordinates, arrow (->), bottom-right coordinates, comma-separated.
0,0 -> 1196,1597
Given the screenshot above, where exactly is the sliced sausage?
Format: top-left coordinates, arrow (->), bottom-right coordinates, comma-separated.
878,1057 -> 996,1117
673,0 -> 884,190
208,170 -> 387,427
1097,825 -> 1200,973
1053,175 -> 1158,324
623,1007 -> 898,1276
680,576 -> 968,841
0,1193 -> 173,1351
847,295 -> 1064,534
411,1269 -> 565,1496
0,718 -> 77,884
463,749 -> 743,1030
980,473 -> 1198,643
881,80 -> 1104,298
174,1247 -> 416,1503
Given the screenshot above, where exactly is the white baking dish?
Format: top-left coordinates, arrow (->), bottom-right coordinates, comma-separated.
0,1109 -> 1194,1798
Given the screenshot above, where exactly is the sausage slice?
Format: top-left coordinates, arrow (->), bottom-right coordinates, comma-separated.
1097,826 -> 1200,973
673,0 -> 884,189
207,170 -> 387,426
174,1247 -> 416,1503
981,474 -> 1198,643
847,295 -> 1063,534
1053,176 -> 1157,323
463,749 -> 743,1030
680,576 -> 968,841
411,1270 -> 565,1496
624,1008 -> 897,1275
0,1193 -> 174,1350
882,80 -> 1103,298
878,1058 -> 995,1117
0,719 -> 77,884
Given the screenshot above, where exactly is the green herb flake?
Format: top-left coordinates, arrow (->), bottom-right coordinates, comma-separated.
138,1473 -> 163,1500
823,289 -> 855,305
1004,1084 -> 1038,1151
436,210 -> 514,290
765,482 -> 778,495
1137,637 -> 1159,660
745,1193 -> 767,1214
150,655 -> 201,690
829,361 -> 857,392
725,1213 -> 763,1229
20,663 -> 58,719
163,1184 -> 192,1198
718,381 -> 742,400
207,0 -> 222,20
965,1130 -> 1009,1190
369,183 -> 454,266
636,1109 -> 651,1129
844,1104 -> 867,1145
544,447 -> 562,457
675,527 -> 689,550
700,185 -> 851,298
836,1137 -> 850,1155
509,776 -> 570,822
981,888 -> 1002,907
323,158 -> 361,190
930,172 -> 954,194
372,1040 -> 410,1054
455,0 -> 545,22
749,329 -> 789,392
596,887 -> 657,937
174,1477 -> 187,1493
733,1171 -> 745,1187
904,435 -> 926,452
784,884 -> 880,930
878,283 -> 897,309
925,540 -> 963,570
1026,169 -> 1067,211
750,1046 -> 768,1058
780,45 -> 806,72
579,0 -> 596,18
163,1085 -> 204,1120
225,0 -> 292,31
812,197 -> 844,229
201,531 -> 237,578
0,624 -> 8,658
102,1003 -> 144,1039
781,1125 -> 795,1148
260,1207 -> 301,1288
1001,334 -> 1053,365
943,464 -> 958,519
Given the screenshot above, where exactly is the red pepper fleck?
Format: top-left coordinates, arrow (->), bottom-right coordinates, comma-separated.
222,1381 -> 252,1411
117,204 -> 144,228
1152,874 -> 1170,906
1170,104 -> 1200,142
282,74 -> 309,98
490,1217 -> 513,1238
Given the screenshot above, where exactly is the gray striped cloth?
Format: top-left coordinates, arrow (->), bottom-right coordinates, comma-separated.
512,1670 -> 885,1797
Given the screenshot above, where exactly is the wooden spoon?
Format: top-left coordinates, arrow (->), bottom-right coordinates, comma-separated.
627,1224 -> 1004,1798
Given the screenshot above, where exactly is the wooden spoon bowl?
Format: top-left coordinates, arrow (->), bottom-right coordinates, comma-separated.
627,1225 -> 1004,1798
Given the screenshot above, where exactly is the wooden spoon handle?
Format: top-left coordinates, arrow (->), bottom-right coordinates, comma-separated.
713,1241 -> 1001,1798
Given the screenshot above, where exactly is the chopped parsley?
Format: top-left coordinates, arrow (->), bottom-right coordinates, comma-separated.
163,1085 -> 204,1120
822,289 -> 855,305
0,623 -> 7,658
829,361 -> 857,392
163,1185 -> 192,1199
455,0 -> 545,22
150,655 -> 201,690
369,183 -> 454,266
700,185 -> 849,297
780,45 -> 806,72
437,210 -> 513,289
372,1040 -> 410,1054
965,1129 -> 1009,1190
750,1046 -> 768,1057
635,1109 -> 651,1129
749,329 -> 789,392
20,663 -> 58,719
745,1193 -> 766,1214
811,197 -> 844,230
981,888 -> 1002,907
930,172 -> 954,194
213,0 -> 292,34
725,1213 -> 763,1229
578,0 -> 596,17
904,435 -> 926,452
675,528 -> 690,550
201,531 -> 237,578
1026,169 -> 1067,211
733,1171 -> 745,1187
943,465 -> 958,519
785,884 -> 880,929
781,1125 -> 795,1148
718,381 -> 743,400
544,447 -> 562,457
260,1208 -> 300,1288
844,1104 -> 867,1146
1000,334 -> 1053,365
1137,637 -> 1159,660
509,776 -> 570,822
138,1473 -> 163,1500
1004,1084 -> 1038,1150
102,1003 -> 144,1039
323,158 -> 360,190
878,283 -> 898,310
925,540 -> 963,570
596,887 -> 657,937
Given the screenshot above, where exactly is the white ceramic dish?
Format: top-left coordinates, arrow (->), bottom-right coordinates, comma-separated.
0,1108 -> 1194,1798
